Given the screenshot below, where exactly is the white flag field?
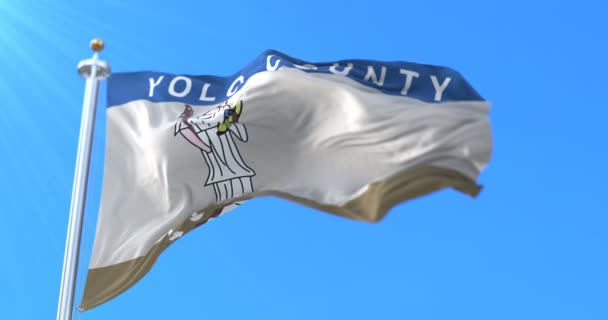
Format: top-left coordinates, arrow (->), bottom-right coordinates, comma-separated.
80,50 -> 493,310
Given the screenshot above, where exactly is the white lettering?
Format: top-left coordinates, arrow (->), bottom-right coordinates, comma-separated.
294,63 -> 318,70
148,76 -> 164,97
198,83 -> 216,102
266,55 -> 281,71
329,63 -> 353,76
190,212 -> 204,222
168,76 -> 192,98
399,69 -> 419,96
364,65 -> 387,86
168,229 -> 183,241
227,76 -> 245,97
430,75 -> 452,101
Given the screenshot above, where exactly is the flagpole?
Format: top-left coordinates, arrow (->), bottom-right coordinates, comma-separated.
56,39 -> 110,320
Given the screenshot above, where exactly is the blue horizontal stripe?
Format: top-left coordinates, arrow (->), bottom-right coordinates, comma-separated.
107,49 -> 485,108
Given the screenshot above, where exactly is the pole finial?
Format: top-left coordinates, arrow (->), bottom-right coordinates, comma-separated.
90,39 -> 104,52
78,39 -> 111,79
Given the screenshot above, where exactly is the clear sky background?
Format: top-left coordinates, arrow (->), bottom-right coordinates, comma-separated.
1,0 -> 606,319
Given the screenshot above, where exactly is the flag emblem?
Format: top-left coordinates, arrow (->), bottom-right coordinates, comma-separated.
175,100 -> 255,203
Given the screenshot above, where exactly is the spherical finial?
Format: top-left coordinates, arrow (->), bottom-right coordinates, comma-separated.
90,39 -> 104,52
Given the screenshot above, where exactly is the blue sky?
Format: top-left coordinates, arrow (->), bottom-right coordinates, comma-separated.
0,0 -> 606,319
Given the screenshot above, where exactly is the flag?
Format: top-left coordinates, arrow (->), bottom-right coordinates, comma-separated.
80,50 -> 493,310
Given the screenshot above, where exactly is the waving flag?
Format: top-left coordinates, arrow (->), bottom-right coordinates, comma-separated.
80,50 -> 493,310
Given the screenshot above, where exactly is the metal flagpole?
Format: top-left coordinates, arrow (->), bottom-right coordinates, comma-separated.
56,39 -> 110,320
